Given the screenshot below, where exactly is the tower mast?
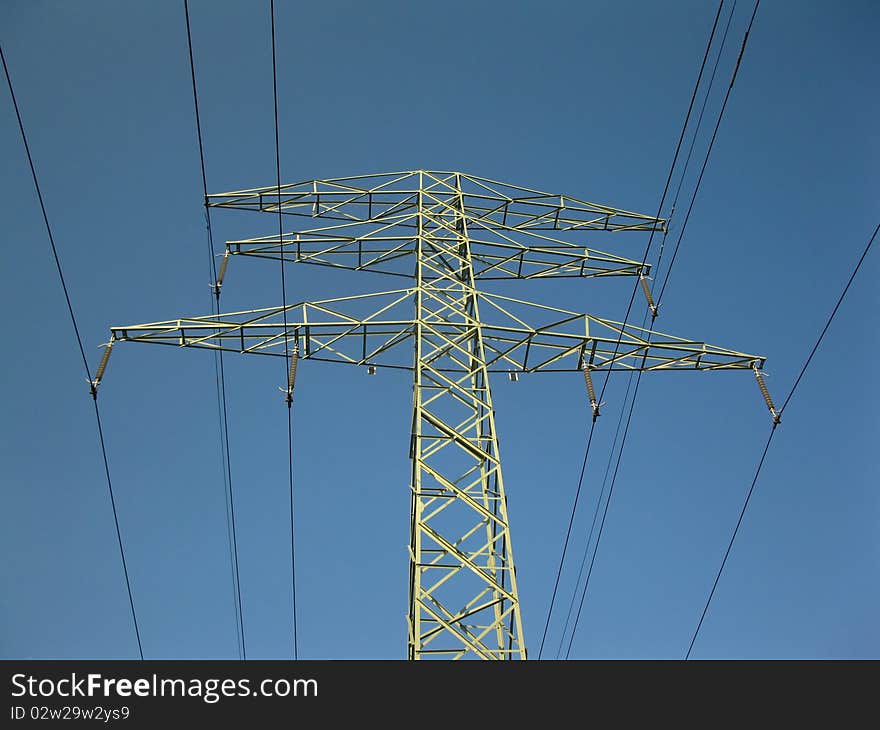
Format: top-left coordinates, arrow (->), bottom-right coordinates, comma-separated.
408,172 -> 525,658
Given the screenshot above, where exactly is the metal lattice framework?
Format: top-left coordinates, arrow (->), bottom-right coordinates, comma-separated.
103,170 -> 766,660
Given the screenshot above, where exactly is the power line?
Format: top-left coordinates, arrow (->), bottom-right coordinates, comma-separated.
656,0 -> 760,306
685,220 -> 878,659
685,428 -> 774,659
270,0 -> 299,659
91,402 -> 143,659
2,48 -> 90,378
1,41 -> 144,660
536,0 -> 726,659
555,368 -> 636,658
183,0 -> 246,660
655,0 -> 738,272
564,0 -> 762,657
215,344 -> 244,659
536,420 -> 598,657
558,0 -> 738,656
183,0 -> 217,286
778,224 -> 878,414
595,0 -> 727,409
564,355 -> 648,658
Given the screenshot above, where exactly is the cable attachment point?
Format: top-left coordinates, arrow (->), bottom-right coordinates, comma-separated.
752,364 -> 781,426
213,249 -> 230,299
639,272 -> 659,320
282,344 -> 299,408
582,364 -> 601,422
89,336 -> 115,399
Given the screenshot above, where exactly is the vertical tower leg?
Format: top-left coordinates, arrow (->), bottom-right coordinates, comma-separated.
407,173 -> 526,659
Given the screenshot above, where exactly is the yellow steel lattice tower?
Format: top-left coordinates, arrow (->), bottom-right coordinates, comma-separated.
101,170 -> 767,659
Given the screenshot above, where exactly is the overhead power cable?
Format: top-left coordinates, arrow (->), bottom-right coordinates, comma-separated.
183,0 -> 246,660
1,42 -> 144,660
655,0 -> 738,273
555,367 -> 636,658
685,220 -> 878,659
557,0 -> 740,658
656,0 -> 760,306
536,0 -> 727,659
564,0 -> 762,657
270,0 -> 300,660
564,344 -> 648,658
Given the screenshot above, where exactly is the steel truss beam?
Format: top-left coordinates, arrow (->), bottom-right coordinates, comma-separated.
110,290 -> 763,374
206,170 -> 665,232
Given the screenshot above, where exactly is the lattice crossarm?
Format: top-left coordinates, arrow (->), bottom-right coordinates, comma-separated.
477,320 -> 764,374
205,170 -> 666,233
471,243 -> 647,280
108,290 -> 419,370
223,234 -> 649,281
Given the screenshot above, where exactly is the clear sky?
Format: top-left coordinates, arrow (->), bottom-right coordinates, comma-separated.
1,0 -> 877,660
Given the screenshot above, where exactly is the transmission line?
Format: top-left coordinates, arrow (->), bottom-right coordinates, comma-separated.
564,351 -> 648,657
270,0 -> 300,659
1,42 -> 144,660
656,0 -> 760,305
556,0 -> 737,655
557,0 -> 737,654
655,0 -> 738,272
536,0 -> 726,659
685,220 -> 878,659
555,368 -> 636,658
778,225 -> 878,414
563,0 -> 762,657
183,0 -> 246,660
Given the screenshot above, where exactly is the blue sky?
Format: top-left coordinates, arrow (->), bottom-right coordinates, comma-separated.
1,0 -> 877,659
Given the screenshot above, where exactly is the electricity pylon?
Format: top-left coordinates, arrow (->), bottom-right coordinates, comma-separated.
97,170 -> 771,660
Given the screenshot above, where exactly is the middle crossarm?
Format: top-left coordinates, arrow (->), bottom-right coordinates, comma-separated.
110,289 -> 417,370
224,226 -> 648,280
